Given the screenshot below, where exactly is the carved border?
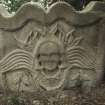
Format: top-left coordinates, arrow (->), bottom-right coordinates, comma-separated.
0,1 -> 105,30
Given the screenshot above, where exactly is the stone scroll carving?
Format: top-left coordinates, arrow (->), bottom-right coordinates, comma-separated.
0,1 -> 105,92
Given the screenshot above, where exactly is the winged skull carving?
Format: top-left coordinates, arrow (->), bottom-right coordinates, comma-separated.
0,25 -> 96,92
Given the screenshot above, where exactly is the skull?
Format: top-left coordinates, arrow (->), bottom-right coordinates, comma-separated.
37,41 -> 60,71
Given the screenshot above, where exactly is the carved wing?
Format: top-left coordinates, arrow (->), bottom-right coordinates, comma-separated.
51,24 -> 96,70
62,30 -> 95,69
0,49 -> 33,73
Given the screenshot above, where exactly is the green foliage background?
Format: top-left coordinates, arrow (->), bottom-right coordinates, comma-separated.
1,0 -> 48,13
3,0 -> 30,12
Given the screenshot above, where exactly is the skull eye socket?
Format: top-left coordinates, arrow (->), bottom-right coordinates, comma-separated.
37,54 -> 40,59
39,61 -> 42,66
59,60 -> 61,65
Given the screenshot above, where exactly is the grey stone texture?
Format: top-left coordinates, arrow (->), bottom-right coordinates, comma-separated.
0,1 -> 105,92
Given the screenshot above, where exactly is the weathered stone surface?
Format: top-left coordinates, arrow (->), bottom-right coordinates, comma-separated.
0,1 -> 105,92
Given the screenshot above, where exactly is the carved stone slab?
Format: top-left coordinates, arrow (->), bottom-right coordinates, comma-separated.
0,1 -> 105,92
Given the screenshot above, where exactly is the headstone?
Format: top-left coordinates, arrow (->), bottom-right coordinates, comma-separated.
0,1 -> 105,92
